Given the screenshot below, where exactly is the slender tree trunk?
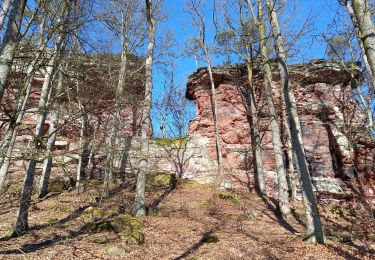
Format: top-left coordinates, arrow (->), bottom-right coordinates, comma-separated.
343,0 -> 374,131
344,0 -> 375,90
266,0 -> 324,244
0,0 -> 26,102
280,88 -> 296,201
246,62 -> 266,196
350,0 -> 375,77
0,48 -> 43,192
0,0 -> 12,31
38,72 -> 63,198
202,44 -> 224,178
133,0 -> 155,217
76,113 -> 90,194
14,48 -> 59,235
105,13 -> 128,191
256,0 -> 290,218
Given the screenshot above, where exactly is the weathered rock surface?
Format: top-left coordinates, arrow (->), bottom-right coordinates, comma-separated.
186,60 -> 375,200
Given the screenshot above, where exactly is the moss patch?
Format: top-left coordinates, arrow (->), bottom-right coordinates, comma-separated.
217,191 -> 239,206
114,215 -> 145,245
87,236 -> 109,244
152,137 -> 188,147
183,179 -> 213,189
87,221 -> 115,233
149,173 -> 171,187
202,234 -> 219,243
82,207 -> 105,220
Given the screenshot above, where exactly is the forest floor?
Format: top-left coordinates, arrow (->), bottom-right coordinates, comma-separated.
0,173 -> 374,259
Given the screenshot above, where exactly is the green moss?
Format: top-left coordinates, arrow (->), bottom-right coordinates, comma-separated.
149,173 -> 171,187
183,179 -> 213,189
112,215 -> 144,245
87,236 -> 109,244
202,234 -> 219,243
152,137 -> 188,147
201,201 -> 213,209
87,221 -> 115,233
49,177 -> 67,193
82,208 -> 105,219
227,213 -> 248,221
112,215 -> 143,231
120,230 -> 145,245
217,191 -> 239,206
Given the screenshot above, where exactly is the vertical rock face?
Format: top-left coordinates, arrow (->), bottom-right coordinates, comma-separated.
186,60 -> 375,198
0,53 -> 145,177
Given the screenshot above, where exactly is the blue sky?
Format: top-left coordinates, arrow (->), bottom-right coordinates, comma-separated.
151,0 -> 347,137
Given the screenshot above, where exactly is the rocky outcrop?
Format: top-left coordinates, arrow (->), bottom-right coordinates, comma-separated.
0,53 -> 145,179
186,60 -> 375,199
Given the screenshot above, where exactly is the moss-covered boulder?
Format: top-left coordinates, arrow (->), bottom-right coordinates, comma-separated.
86,221 -> 115,233
106,246 -> 128,256
85,215 -> 144,245
120,230 -> 145,245
48,176 -> 75,193
149,172 -> 171,187
113,215 -> 145,245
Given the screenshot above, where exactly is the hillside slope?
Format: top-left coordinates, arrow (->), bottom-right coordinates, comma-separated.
0,173 -> 374,259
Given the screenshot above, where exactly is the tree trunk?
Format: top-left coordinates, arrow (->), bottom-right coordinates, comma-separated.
246,62 -> 266,196
0,0 -> 26,102
203,44 -> 224,182
105,13 -> 128,190
266,0 -> 324,244
344,0 -> 375,90
280,88 -> 297,201
0,49 -> 43,192
14,47 -> 59,235
38,72 -> 63,198
133,0 -> 155,217
351,0 -> 375,77
0,0 -> 12,31
76,113 -> 90,194
256,0 -> 290,218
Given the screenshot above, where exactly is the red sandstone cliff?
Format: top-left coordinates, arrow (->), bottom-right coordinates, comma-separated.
186,60 -> 375,200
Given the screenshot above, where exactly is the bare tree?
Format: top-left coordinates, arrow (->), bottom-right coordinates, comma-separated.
14,0 -> 73,234
0,0 -> 12,31
0,6 -> 50,192
185,0 -> 225,186
133,0 -> 156,216
265,0 -> 324,244
100,0 -> 146,194
0,0 -> 26,102
37,71 -> 64,198
344,0 -> 375,78
216,0 -> 267,196
246,0 -> 290,217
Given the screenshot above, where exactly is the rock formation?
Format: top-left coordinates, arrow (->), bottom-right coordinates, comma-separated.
186,60 -> 375,200
0,53 -> 145,180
